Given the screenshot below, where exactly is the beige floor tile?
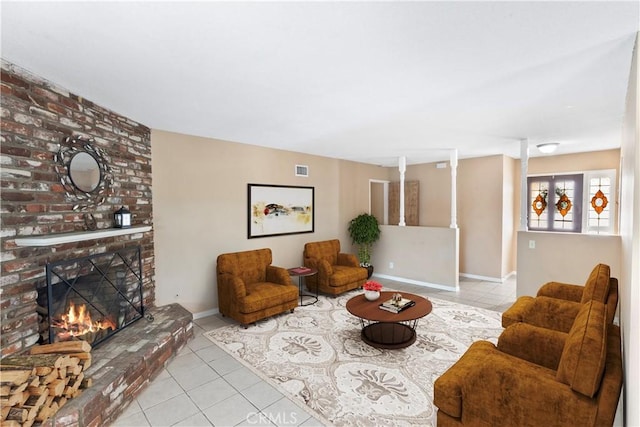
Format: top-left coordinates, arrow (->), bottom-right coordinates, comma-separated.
144,393 -> 200,426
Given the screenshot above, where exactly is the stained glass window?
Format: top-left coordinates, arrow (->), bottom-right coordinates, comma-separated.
528,174 -> 582,232
529,180 -> 549,230
585,170 -> 615,235
528,170 -> 616,234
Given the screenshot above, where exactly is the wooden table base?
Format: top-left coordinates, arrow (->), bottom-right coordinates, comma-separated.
361,322 -> 417,349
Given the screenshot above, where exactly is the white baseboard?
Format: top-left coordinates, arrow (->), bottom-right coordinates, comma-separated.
460,271 -> 516,283
193,308 -> 219,320
372,273 -> 458,292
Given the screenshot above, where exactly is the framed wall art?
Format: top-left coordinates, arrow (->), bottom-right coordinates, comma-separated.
248,184 -> 314,238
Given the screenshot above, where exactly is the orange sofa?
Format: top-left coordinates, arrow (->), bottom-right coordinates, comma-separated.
502,263 -> 618,332
435,300 -> 623,426
303,239 -> 368,296
216,248 -> 298,328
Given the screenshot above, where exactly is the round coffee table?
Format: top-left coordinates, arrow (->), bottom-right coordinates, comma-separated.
346,291 -> 432,349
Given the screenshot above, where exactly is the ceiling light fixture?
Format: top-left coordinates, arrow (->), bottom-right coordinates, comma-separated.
536,143 -> 559,154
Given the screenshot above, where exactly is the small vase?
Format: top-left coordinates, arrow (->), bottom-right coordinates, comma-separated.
364,290 -> 380,301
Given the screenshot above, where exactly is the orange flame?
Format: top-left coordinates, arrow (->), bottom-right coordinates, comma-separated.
52,302 -> 116,338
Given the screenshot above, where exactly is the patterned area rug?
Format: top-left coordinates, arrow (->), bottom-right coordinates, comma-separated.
204,290 -> 503,426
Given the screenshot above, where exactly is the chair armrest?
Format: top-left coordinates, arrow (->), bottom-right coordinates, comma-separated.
501,296 -> 534,328
218,275 -> 247,299
266,265 -> 292,286
497,323 -> 567,370
522,296 -> 581,333
305,258 -> 333,277
434,341 -> 496,417
337,253 -> 360,267
537,281 -> 583,302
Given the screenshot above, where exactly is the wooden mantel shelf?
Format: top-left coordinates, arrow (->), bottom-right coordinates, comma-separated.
14,225 -> 152,247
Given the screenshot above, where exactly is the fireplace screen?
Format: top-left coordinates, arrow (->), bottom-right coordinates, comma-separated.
44,246 -> 144,347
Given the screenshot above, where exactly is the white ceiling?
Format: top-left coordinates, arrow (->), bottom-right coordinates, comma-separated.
1,1 -> 638,166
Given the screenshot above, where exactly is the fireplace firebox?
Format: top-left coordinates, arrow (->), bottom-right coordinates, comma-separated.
42,246 -> 144,347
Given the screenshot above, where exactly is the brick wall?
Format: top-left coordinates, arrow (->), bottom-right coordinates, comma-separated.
0,60 -> 155,357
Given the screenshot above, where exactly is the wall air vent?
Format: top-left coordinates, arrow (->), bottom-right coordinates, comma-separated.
295,165 -> 309,177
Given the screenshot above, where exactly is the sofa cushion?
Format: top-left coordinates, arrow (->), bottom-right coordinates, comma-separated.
580,263 -> 610,304
329,265 -> 368,287
556,300 -> 607,397
240,282 -> 298,313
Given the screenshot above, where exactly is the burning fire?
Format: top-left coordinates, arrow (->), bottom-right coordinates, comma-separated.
52,302 -> 117,338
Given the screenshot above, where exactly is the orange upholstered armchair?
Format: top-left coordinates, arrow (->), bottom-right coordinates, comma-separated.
502,263 -> 618,332
216,248 -> 298,328
435,300 -> 623,427
303,239 -> 368,296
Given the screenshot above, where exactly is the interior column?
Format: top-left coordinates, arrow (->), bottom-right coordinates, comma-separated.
450,149 -> 458,228
520,139 -> 529,231
398,156 -> 406,226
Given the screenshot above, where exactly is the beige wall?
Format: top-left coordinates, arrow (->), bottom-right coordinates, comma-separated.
151,130 -> 386,314
404,163 -> 451,227
516,231 -> 622,297
619,32 -> 639,427
458,155 -> 506,279
338,161 -> 389,246
527,148 -> 621,175
502,156 -> 517,277
372,225 -> 459,289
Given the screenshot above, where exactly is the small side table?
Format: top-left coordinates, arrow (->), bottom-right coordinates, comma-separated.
287,267 -> 318,306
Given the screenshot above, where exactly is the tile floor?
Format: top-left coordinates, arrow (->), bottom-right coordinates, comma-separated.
113,276 -> 516,427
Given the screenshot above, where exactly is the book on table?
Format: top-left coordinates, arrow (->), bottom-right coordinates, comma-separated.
379,297 -> 415,313
290,266 -> 312,274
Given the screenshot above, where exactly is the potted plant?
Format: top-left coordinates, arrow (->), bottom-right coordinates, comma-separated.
348,213 -> 381,278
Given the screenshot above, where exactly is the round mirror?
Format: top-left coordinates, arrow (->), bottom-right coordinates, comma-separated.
69,152 -> 101,193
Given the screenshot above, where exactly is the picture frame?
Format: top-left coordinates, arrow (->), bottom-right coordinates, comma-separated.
248,184 -> 314,238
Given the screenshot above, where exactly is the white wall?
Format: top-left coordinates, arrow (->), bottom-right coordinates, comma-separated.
619,32 -> 639,427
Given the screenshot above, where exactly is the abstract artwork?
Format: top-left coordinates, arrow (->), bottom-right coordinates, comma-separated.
248,184 -> 314,238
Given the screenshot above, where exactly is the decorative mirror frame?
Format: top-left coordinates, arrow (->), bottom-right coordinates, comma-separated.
54,136 -> 113,212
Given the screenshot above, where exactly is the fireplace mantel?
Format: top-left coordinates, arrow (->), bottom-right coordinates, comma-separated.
14,225 -> 152,247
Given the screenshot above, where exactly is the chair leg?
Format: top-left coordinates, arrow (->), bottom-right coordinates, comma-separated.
290,308 -> 295,313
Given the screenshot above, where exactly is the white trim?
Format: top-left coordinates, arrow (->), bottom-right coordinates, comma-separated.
14,225 -> 152,247
373,273 -> 458,292
193,308 -> 219,319
459,272 -> 515,283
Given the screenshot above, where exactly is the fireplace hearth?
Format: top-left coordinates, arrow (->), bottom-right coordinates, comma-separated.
41,247 -> 144,347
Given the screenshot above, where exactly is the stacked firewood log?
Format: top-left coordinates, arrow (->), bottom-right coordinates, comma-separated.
0,341 -> 92,426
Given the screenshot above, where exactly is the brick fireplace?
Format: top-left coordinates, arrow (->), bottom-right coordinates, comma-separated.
1,60 -> 155,356
1,60 -> 193,425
